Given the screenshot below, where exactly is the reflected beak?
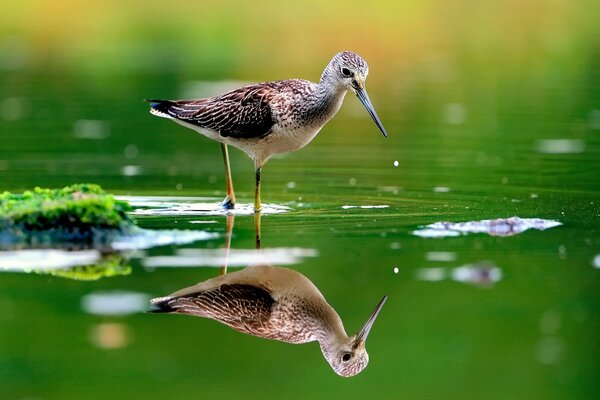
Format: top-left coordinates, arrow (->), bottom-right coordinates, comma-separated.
355,86 -> 389,138
355,295 -> 388,344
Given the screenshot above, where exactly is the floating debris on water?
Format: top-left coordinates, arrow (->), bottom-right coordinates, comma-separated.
341,205 -> 389,210
413,217 -> 561,238
413,229 -> 461,238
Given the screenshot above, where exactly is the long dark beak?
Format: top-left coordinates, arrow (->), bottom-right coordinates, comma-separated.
355,87 -> 389,138
355,295 -> 388,345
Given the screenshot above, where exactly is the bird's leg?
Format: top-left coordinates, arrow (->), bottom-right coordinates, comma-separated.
220,213 -> 235,276
221,143 -> 236,209
254,210 -> 261,250
254,167 -> 262,213
254,166 -> 262,249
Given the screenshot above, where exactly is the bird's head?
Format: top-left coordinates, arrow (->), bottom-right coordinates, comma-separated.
321,295 -> 387,377
327,51 -> 389,138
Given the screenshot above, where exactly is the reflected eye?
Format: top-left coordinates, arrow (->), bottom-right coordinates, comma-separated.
341,67 -> 352,77
342,353 -> 352,362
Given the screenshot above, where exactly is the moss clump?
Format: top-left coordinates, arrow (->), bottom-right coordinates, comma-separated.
41,253 -> 131,281
0,184 -> 135,245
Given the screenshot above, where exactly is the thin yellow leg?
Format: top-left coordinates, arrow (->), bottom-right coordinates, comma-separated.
221,143 -> 235,209
219,213 -> 235,275
254,167 -> 262,213
254,210 -> 261,250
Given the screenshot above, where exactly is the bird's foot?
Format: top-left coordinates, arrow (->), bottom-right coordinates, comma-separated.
221,196 -> 235,210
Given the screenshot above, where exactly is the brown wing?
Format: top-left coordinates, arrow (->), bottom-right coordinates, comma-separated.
152,284 -> 275,335
148,83 -> 278,139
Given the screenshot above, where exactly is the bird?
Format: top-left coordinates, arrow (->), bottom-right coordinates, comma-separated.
150,265 -> 387,377
147,51 -> 389,212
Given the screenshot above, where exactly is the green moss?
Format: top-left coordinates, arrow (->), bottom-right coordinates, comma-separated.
0,184 -> 135,244
40,253 -> 131,281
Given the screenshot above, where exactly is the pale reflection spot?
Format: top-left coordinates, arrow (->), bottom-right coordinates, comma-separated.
433,186 -> 450,193
558,245 -> 567,260
348,178 -> 357,186
393,267 -> 399,274
415,267 -> 446,281
393,160 -> 399,167
342,205 -> 389,210
82,291 -> 150,316
539,310 -> 561,335
389,242 -> 401,250
536,337 -> 563,365
176,183 -> 183,190
535,139 -> 585,154
124,144 -> 139,159
443,103 -> 467,125
530,193 -> 538,199
90,322 -> 130,350
593,254 -> 600,269
121,165 -> 142,176
143,247 -> 317,268
589,109 -> 600,130
287,181 -> 296,189
1,97 -> 27,121
74,119 -> 110,139
451,263 -> 502,287
425,252 -> 456,262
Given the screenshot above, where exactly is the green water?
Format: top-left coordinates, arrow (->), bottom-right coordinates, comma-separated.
1,1 -> 600,399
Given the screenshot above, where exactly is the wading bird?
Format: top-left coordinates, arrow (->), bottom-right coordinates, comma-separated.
151,265 -> 387,377
148,51 -> 388,211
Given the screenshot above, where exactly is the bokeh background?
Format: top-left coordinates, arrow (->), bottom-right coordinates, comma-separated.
1,1 -> 599,400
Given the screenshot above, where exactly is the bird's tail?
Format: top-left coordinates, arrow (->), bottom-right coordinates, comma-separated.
148,296 -> 176,313
145,99 -> 175,119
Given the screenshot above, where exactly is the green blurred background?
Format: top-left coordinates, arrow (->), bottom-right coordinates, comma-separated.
1,1 -> 599,399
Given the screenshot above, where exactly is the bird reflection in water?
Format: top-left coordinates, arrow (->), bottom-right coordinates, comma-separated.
150,214 -> 387,377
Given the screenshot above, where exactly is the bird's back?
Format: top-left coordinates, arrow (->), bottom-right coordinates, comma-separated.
151,266 -> 342,344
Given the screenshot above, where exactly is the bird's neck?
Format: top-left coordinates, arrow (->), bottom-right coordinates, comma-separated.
315,309 -> 348,361
304,77 -> 347,123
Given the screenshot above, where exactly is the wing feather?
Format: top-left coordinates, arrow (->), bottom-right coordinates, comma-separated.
148,83 -> 279,139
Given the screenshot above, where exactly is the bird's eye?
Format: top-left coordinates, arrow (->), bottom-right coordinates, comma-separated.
342,353 -> 352,362
341,67 -> 352,77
